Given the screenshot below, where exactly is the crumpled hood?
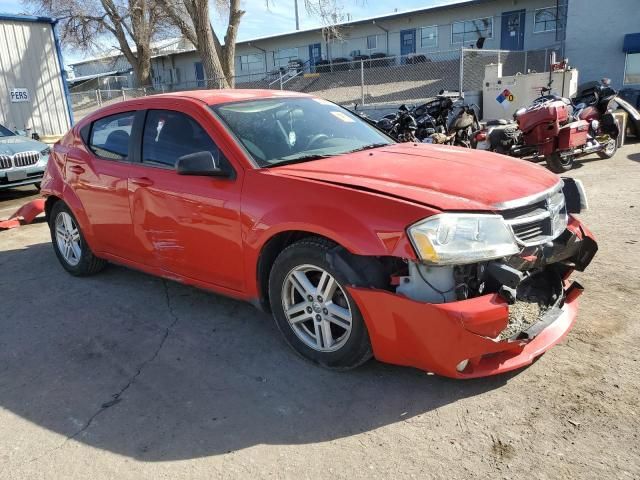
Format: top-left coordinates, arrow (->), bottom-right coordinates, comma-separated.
0,136 -> 47,155
270,143 -> 560,211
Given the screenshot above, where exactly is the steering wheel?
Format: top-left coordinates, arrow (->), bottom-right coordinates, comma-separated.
306,133 -> 330,149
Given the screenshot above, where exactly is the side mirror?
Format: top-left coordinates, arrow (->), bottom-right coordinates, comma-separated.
176,151 -> 228,177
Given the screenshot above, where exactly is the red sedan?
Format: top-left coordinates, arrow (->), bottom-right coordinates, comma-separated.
41,90 -> 597,378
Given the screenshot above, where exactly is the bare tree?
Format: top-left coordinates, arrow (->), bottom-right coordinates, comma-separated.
26,0 -> 172,87
158,0 -> 349,88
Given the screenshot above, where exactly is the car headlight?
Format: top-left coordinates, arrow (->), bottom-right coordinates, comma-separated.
40,147 -> 51,157
408,213 -> 520,265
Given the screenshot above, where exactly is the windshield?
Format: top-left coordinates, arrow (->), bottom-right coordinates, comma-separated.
0,124 -> 15,138
212,97 -> 393,167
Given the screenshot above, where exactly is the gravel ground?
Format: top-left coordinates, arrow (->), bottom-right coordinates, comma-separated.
0,142 -> 639,479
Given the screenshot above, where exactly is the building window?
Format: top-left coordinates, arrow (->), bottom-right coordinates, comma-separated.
421,26 -> 438,48
534,6 -> 566,33
238,54 -> 263,72
452,17 -> 493,44
624,53 -> 640,85
367,35 -> 377,50
274,48 -> 298,68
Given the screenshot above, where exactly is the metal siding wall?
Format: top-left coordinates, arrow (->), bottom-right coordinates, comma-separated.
0,19 -> 71,136
565,0 -> 639,88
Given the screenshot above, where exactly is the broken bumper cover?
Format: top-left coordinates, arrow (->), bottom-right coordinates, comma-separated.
348,216 -> 596,379
0,199 -> 45,230
349,281 -> 581,379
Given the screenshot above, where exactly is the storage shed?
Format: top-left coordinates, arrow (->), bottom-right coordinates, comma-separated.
0,14 -> 72,138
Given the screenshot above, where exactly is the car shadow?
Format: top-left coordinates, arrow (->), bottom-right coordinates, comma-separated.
0,186 -> 39,203
0,241 -> 521,462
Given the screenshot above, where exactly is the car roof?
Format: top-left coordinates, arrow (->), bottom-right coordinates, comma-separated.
152,89 -> 313,105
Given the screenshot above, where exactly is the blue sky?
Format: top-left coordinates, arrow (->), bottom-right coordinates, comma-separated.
3,0 -> 446,62
211,0 -> 445,40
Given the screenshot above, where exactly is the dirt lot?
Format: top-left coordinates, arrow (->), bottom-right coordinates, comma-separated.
1,143 -> 639,479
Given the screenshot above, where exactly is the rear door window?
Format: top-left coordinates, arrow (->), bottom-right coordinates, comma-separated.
89,112 -> 135,161
142,110 -> 222,168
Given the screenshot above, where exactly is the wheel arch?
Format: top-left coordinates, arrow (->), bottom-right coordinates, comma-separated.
44,195 -> 61,223
255,229 -> 389,312
256,230 -> 333,311
44,187 -> 97,249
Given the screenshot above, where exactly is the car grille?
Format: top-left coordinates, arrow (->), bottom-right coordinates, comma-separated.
0,155 -> 11,170
500,186 -> 568,246
13,151 -> 40,167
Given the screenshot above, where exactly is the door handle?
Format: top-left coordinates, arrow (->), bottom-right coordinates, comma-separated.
69,165 -> 85,174
130,177 -> 154,187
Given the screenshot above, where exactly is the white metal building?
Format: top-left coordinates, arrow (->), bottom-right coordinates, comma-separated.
69,0 -> 566,88
0,14 -> 72,137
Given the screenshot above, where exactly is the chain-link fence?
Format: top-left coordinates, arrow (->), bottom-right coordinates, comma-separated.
69,47 -> 561,119
460,48 -> 560,91
70,88 -> 148,120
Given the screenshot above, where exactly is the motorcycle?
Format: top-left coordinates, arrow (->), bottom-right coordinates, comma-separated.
475,80 -> 629,172
375,91 -> 481,147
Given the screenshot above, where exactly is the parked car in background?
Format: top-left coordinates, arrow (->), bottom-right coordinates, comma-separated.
0,123 -> 50,191
41,90 -> 597,379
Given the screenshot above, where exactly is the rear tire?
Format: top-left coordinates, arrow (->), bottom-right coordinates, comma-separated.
49,201 -> 106,276
547,152 -> 575,173
268,237 -> 373,370
597,138 -> 618,159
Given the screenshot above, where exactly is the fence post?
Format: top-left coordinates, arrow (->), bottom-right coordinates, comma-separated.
360,59 -> 365,106
143,87 -> 147,97
96,89 -> 101,106
544,48 -> 548,72
279,71 -> 283,90
524,50 -> 528,73
459,47 -> 464,94
121,88 -> 126,101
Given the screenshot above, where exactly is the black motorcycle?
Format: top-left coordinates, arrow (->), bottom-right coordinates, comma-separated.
374,92 -> 481,147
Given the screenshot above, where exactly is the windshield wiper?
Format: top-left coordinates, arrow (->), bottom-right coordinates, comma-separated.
264,154 -> 333,168
343,142 -> 389,154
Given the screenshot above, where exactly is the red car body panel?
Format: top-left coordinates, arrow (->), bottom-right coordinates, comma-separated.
348,283 -> 581,378
273,143 -> 559,211
0,199 -> 45,230
348,215 -> 593,378
40,90 -> 595,378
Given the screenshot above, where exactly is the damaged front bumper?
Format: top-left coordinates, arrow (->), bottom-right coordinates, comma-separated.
348,216 -> 597,379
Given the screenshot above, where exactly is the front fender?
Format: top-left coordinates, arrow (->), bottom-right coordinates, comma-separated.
241,170 -> 436,298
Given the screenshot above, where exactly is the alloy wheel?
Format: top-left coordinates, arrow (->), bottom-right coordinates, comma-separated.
281,264 -> 353,352
604,139 -> 616,156
55,211 -> 82,266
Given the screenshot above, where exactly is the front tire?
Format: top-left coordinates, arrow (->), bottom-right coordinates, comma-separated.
49,201 -> 106,276
268,238 -> 373,370
547,152 -> 575,173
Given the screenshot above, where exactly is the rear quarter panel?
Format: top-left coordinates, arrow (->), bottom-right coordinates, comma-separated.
41,128 -> 99,247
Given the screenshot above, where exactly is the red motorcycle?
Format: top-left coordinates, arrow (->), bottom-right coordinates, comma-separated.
475,81 -> 621,172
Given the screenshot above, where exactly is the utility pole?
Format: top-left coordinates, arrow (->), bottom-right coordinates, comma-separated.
294,0 -> 300,30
